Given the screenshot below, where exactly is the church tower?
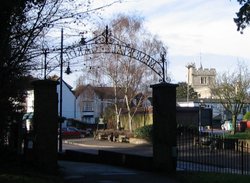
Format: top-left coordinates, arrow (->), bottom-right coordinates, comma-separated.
187,63 -> 216,99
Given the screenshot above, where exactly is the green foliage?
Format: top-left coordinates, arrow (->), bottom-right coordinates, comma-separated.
0,174 -> 59,183
224,130 -> 250,139
234,0 -> 250,33
120,113 -> 152,131
176,82 -> 198,100
177,172 -> 250,183
134,125 -> 153,140
103,105 -> 116,129
243,111 -> 250,120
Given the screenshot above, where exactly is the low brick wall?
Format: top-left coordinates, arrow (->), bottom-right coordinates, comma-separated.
61,150 -> 99,163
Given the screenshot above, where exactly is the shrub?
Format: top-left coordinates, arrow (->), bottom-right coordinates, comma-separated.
134,125 -> 153,141
243,112 -> 250,121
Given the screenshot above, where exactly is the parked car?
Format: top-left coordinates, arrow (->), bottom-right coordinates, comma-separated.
221,120 -> 245,132
221,120 -> 232,131
61,127 -> 84,139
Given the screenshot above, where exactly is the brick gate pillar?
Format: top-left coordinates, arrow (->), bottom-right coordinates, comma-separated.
150,83 -> 178,173
32,80 -> 58,173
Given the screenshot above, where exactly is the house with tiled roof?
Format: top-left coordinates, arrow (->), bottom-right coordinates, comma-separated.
75,84 -> 125,124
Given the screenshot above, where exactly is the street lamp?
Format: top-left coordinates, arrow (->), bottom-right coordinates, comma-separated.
58,28 -> 72,153
160,47 -> 167,83
43,48 -> 49,80
65,62 -> 72,75
198,100 -> 204,133
59,28 -> 64,153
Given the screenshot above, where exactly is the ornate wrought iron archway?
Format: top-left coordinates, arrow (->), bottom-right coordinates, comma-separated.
63,26 -> 167,82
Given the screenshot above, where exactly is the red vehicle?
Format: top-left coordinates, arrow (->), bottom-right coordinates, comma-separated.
61,127 -> 84,139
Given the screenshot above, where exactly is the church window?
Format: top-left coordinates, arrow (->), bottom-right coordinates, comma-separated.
200,77 -> 207,84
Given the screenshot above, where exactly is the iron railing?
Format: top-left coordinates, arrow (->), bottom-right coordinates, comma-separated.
177,127 -> 250,175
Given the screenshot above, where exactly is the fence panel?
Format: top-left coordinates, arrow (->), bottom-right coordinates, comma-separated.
177,127 -> 250,175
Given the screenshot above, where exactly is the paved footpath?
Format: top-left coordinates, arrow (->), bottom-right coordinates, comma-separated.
59,138 -> 180,183
59,160 -> 179,183
63,138 -> 153,156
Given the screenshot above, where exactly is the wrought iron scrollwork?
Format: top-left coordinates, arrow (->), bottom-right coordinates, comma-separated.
66,26 -> 167,82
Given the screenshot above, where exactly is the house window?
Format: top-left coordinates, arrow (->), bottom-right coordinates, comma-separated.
82,116 -> 94,124
83,101 -> 93,111
200,77 -> 207,84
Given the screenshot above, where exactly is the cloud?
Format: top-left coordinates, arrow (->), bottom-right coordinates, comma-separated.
168,53 -> 250,83
140,1 -> 245,55
86,0 -> 250,84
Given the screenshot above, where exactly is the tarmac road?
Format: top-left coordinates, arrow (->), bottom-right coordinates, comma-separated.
59,160 -> 179,183
59,138 -> 180,183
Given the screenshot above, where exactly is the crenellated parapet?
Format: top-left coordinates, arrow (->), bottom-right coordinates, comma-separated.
192,68 -> 216,76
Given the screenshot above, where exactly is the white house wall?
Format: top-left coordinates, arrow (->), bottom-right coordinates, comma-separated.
76,89 -> 115,124
57,80 -> 80,120
25,79 -> 80,121
26,90 -> 34,113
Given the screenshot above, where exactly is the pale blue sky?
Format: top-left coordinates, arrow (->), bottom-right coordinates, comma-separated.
59,0 -> 250,86
98,0 -> 250,83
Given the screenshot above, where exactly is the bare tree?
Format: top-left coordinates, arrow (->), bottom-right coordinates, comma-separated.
211,62 -> 250,134
0,0 -> 121,147
82,14 -> 167,132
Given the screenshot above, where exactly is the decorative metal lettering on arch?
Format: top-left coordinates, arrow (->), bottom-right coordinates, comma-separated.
64,26 -> 167,82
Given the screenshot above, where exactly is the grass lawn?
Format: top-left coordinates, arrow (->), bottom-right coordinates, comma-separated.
176,172 -> 250,183
0,161 -> 63,183
224,129 -> 250,139
0,174 -> 62,183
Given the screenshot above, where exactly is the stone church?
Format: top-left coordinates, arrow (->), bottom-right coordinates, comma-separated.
187,63 -> 216,99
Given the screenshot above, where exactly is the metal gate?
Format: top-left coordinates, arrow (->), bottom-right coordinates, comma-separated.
177,127 -> 250,175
